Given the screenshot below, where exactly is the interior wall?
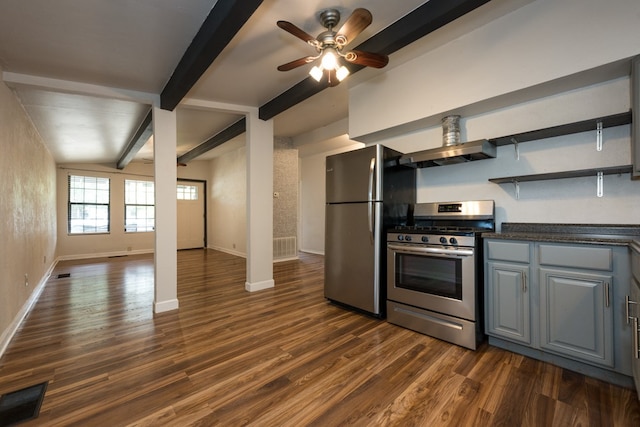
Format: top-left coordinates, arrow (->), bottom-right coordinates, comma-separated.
298,142 -> 364,254
56,160 -> 210,259
0,71 -> 57,349
208,145 -> 247,256
350,0 -> 640,140
346,0 -> 640,228
374,76 -> 640,228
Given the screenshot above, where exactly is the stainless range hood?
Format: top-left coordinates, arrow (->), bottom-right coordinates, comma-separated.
398,139 -> 496,168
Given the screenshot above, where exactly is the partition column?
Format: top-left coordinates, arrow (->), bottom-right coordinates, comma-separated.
245,110 -> 274,291
152,106 -> 179,312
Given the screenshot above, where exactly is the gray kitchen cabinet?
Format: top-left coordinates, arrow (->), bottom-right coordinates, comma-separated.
484,238 -> 633,386
630,241 -> 640,396
485,240 -> 532,345
487,261 -> 531,344
539,267 -> 613,368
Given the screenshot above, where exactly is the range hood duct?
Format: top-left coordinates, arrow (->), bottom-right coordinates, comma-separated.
399,139 -> 497,167
398,116 -> 496,167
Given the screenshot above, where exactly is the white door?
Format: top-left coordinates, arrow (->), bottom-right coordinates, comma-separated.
177,181 -> 205,249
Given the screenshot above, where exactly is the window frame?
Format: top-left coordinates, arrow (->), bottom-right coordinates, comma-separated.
67,175 -> 111,235
124,179 -> 155,233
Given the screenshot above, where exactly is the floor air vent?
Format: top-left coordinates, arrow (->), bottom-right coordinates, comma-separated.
274,236 -> 297,260
57,273 -> 71,279
0,381 -> 48,426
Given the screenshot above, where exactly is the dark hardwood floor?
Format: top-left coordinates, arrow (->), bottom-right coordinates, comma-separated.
1,249 -> 639,426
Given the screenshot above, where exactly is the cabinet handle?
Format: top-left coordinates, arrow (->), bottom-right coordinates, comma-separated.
634,317 -> 640,359
605,282 -> 610,308
626,295 -> 639,325
521,271 -> 527,292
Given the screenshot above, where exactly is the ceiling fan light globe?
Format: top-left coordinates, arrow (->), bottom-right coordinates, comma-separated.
321,49 -> 338,70
336,66 -> 350,81
309,65 -> 324,82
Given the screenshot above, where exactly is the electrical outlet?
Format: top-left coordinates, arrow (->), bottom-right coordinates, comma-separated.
24,274 -> 29,287
43,255 -> 47,264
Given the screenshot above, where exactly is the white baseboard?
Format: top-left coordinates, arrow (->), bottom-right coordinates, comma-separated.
57,248 -> 154,261
274,256 -> 299,263
0,260 -> 57,359
154,299 -> 179,313
299,249 -> 324,256
208,245 -> 247,258
245,279 -> 275,292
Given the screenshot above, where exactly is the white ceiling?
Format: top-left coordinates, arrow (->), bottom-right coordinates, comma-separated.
0,0 -> 531,164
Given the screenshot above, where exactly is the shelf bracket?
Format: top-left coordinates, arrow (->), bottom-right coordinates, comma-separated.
511,137 -> 520,160
596,120 -> 603,151
512,178 -> 520,200
597,171 -> 604,197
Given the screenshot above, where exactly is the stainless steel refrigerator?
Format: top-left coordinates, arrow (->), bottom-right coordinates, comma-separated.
324,144 -> 415,317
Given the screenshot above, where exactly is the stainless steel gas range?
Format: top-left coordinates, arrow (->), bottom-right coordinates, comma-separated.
386,200 -> 495,350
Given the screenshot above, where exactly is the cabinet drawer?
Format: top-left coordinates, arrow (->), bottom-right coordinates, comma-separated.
539,244 -> 612,271
487,241 -> 530,263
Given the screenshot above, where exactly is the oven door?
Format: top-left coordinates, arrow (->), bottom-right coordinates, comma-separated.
387,243 -> 476,321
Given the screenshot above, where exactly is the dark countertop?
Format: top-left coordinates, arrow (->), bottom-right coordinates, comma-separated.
482,223 -> 640,247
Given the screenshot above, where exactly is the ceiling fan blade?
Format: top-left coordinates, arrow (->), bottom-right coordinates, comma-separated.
277,20 -> 317,44
335,8 -> 372,46
344,50 -> 389,68
277,56 -> 316,71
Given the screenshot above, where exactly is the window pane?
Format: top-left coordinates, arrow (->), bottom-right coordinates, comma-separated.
177,184 -> 198,200
125,179 -> 155,233
68,175 -> 110,234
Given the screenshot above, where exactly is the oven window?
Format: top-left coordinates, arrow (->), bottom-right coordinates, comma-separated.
395,253 -> 462,300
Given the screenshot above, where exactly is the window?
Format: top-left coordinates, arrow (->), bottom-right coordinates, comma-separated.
68,175 -> 110,234
177,184 -> 198,200
125,179 -> 155,232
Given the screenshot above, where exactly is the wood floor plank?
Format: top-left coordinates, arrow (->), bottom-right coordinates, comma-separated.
0,249 -> 638,426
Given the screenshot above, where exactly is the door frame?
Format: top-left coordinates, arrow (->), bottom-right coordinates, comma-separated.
177,178 -> 207,248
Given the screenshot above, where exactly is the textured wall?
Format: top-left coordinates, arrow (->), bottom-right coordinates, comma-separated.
0,74 -> 57,345
273,137 -> 298,239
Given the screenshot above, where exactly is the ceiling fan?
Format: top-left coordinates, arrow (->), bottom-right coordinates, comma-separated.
276,8 -> 389,86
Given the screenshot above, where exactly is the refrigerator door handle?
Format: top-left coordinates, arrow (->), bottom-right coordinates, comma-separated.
368,157 -> 376,244
368,157 -> 376,201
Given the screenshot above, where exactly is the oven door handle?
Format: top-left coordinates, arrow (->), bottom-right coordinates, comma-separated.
387,244 -> 474,257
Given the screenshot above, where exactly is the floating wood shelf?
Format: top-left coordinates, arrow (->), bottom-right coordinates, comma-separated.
488,111 -> 632,146
488,165 -> 633,184
489,165 -> 633,199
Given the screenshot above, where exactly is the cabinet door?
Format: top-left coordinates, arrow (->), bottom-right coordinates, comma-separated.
630,249 -> 640,396
539,268 -> 613,368
486,262 -> 531,345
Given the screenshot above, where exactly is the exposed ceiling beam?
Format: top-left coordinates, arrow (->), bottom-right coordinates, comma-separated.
259,0 -> 491,121
177,117 -> 246,163
181,0 -> 491,160
160,0 -> 264,111
116,109 -> 153,170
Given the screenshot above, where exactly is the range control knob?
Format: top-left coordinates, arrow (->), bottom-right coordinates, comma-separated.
449,237 -> 458,245
405,235 -> 412,242
439,236 -> 447,244
397,235 -> 404,241
421,236 -> 429,243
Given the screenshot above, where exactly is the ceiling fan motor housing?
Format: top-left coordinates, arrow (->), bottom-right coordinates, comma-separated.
319,9 -> 340,30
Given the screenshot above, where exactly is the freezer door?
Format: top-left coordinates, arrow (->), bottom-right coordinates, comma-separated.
326,145 -> 382,203
324,202 -> 382,315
